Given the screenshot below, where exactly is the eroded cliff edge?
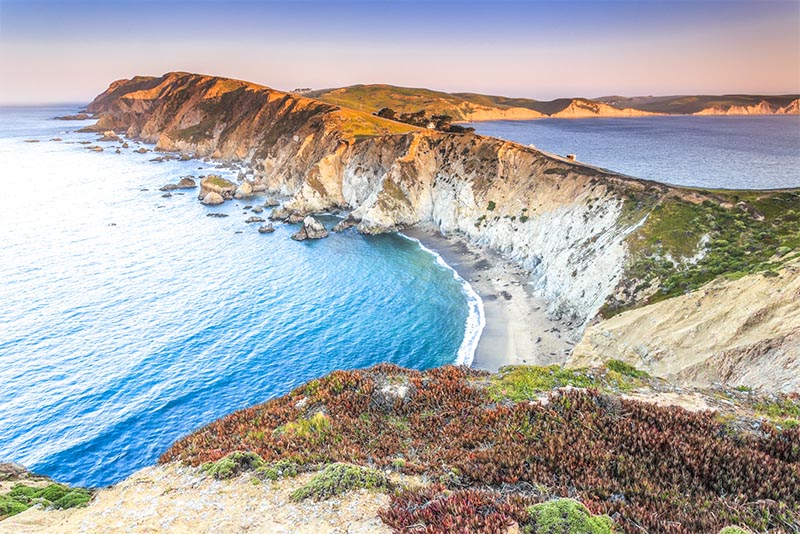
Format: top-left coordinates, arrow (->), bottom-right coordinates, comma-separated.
85,72 -> 800,342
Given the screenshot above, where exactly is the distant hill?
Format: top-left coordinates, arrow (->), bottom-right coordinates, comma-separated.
307,84 -> 799,121
594,94 -> 800,115
305,84 -> 543,121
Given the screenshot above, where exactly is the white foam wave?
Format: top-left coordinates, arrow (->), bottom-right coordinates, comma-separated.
400,234 -> 485,367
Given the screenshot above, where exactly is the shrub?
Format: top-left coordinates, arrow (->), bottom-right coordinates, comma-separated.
719,527 -> 750,534
163,364 -> 800,533
256,459 -> 300,481
487,200 -> 496,211
605,359 -> 649,378
290,463 -> 389,501
0,494 -> 28,518
201,451 -> 265,480
527,498 -> 615,533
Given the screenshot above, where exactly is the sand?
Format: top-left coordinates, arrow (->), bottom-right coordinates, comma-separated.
403,225 -> 576,371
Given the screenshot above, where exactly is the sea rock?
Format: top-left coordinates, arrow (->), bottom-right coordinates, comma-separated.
245,216 -> 265,223
135,148 -> 149,153
291,216 -> 329,241
53,113 -> 90,120
98,130 -> 120,141
161,192 -> 173,198
115,148 -> 121,154
252,206 -> 264,214
332,217 -> 358,232
87,146 -> 103,152
258,224 -> 275,234
176,176 -> 196,188
201,191 -> 224,205
50,137 -> 62,142
200,175 -> 236,201
234,181 -> 253,199
24,139 -> 40,143
263,197 -> 280,207
161,177 -> 196,191
122,142 -> 129,148
207,212 -> 229,218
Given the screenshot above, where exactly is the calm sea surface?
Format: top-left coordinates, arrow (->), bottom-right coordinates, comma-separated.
467,115 -> 800,189
0,106 -> 478,487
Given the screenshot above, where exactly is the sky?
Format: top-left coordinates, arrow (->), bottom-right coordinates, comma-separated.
0,0 -> 799,104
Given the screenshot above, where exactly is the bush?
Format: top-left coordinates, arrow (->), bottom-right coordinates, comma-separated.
257,459 -> 300,481
527,498 -> 615,533
290,463 -> 389,501
605,360 -> 649,378
487,200 -> 496,211
201,451 -> 265,480
0,494 -> 28,518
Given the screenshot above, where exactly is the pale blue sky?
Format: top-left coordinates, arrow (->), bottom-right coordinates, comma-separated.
1,0 -> 798,103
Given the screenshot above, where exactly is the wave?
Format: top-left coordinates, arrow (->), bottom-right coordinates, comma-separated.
399,233 -> 486,367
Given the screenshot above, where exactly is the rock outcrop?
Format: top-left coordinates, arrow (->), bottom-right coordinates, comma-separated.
291,216 -> 329,241
84,72 -> 799,332
200,192 -> 224,205
198,175 -> 235,202
570,259 -> 800,391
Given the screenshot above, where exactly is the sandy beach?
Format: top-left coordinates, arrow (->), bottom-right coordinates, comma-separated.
403,224 -> 577,372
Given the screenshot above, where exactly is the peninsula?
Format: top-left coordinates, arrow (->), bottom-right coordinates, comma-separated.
1,72 -> 798,534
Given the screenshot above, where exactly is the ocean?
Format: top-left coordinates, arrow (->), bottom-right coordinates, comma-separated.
467,115 -> 800,189
2,108 -> 798,489
0,106 -> 479,487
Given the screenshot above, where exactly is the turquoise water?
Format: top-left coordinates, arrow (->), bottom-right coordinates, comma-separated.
467,115 -> 800,189
0,106 -> 476,487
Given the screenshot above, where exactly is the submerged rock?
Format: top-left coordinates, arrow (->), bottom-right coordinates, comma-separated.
135,148 -> 149,154
207,212 -> 229,218
258,224 -> 275,234
291,216 -> 329,241
332,217 -> 358,232
201,191 -> 224,205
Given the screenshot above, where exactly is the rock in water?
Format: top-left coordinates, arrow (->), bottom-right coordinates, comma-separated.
263,197 -> 280,207
201,191 -> 224,205
245,216 -> 265,223
200,175 -> 236,201
252,206 -> 264,214
257,224 -> 275,234
176,176 -> 196,188
291,216 -> 329,241
234,181 -> 253,199
99,130 -> 120,141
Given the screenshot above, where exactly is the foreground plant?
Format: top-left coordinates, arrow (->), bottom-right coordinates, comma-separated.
163,364 -> 800,533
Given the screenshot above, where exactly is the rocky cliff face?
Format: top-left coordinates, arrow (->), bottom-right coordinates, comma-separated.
693,98 -> 800,115
570,260 -> 800,392
85,73 -> 795,333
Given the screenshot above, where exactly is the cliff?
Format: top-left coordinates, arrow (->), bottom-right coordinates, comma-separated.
85,72 -> 800,335
571,259 -> 800,391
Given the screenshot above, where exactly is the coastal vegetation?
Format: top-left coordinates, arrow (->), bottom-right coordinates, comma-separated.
162,364 -> 800,533
605,190 -> 800,315
0,483 -> 92,519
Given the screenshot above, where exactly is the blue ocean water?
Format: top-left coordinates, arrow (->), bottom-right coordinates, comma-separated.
0,106 -> 478,488
467,115 -> 800,189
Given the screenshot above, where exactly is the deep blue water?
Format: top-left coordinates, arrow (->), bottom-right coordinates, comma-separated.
0,106 -> 478,487
467,115 -> 800,189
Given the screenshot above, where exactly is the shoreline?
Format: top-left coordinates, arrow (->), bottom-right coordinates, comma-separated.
403,224 -> 577,372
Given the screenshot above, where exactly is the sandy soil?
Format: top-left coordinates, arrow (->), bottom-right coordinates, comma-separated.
0,464 -> 396,534
404,225 -> 578,371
